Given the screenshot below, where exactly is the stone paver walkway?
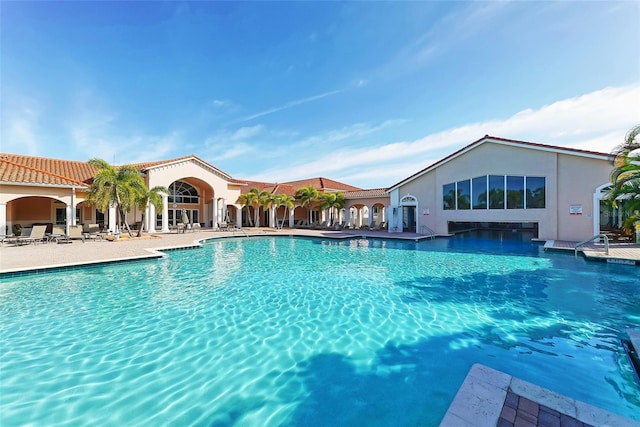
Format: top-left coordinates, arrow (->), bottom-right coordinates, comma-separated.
499,389 -> 593,427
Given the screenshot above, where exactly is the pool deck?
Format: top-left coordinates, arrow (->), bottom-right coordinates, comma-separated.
440,364 -> 640,427
1,228 -> 638,275
544,239 -> 640,265
0,227 -> 438,274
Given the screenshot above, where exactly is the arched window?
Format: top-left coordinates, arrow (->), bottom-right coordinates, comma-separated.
169,181 -> 200,204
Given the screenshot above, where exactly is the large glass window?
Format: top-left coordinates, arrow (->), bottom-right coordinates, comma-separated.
443,175 -> 546,211
168,181 -> 200,204
456,179 -> 470,210
472,176 -> 487,209
526,177 -> 545,208
489,175 -> 504,209
506,176 -> 524,209
443,183 -> 456,210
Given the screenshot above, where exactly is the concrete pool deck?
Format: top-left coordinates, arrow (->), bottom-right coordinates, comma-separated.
1,228 -> 639,274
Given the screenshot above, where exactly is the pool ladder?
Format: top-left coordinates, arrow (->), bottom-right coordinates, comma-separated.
420,225 -> 436,239
574,234 -> 609,257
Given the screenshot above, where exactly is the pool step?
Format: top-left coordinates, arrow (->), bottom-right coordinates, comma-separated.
624,329 -> 640,387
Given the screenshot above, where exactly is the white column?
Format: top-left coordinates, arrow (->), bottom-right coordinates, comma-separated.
269,206 -> 276,228
71,187 -> 77,226
289,209 -> 294,228
344,207 -> 350,228
212,197 -> 218,229
148,203 -> 156,233
108,205 -> 117,234
236,206 -> 242,228
0,203 -> 6,236
369,204 -> 375,227
65,204 -> 72,235
144,205 -> 150,232
161,194 -> 170,232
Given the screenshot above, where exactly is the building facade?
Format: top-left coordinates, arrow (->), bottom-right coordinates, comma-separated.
1,135 -> 619,241
387,136 -> 614,241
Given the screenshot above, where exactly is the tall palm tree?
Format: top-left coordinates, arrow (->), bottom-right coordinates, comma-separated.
273,194 -> 295,229
607,124 -> 640,234
258,190 -> 274,228
295,185 -> 318,225
134,185 -> 169,237
237,187 -> 260,227
319,192 -> 345,225
86,158 -> 146,237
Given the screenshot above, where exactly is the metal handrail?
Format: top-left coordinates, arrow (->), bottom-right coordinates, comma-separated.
420,225 -> 436,239
574,234 -> 609,257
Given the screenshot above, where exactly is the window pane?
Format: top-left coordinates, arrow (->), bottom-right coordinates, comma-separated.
472,176 -> 487,209
56,208 -> 66,225
526,177 -> 545,208
506,176 -> 524,209
443,183 -> 456,210
489,175 -> 504,209
457,179 -> 470,210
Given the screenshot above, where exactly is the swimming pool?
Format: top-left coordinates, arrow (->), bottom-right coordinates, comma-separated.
1,236 -> 639,426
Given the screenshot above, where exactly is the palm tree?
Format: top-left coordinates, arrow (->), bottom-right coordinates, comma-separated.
319,192 -> 345,225
295,185 -> 318,225
237,187 -> 260,227
273,194 -> 295,229
258,190 -> 274,228
134,185 -> 169,237
607,124 -> 640,234
86,158 -> 146,237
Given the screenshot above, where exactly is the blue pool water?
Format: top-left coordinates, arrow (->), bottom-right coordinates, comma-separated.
1,236 -> 639,426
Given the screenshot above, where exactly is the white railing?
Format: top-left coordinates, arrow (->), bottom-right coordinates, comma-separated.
574,234 -> 609,257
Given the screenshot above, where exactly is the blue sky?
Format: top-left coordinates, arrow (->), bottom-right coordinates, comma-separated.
2,1 -> 639,189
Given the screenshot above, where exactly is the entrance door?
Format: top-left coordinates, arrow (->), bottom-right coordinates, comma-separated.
402,206 -> 416,232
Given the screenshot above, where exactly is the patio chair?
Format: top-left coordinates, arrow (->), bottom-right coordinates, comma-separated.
65,225 -> 86,243
85,224 -> 104,241
16,225 -> 47,245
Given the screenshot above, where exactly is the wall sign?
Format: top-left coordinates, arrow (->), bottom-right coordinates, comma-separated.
569,205 -> 583,215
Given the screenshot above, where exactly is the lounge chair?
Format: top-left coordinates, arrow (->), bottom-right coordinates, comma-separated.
85,224 -> 104,241
16,225 -> 47,245
61,225 -> 86,243
376,221 -> 387,230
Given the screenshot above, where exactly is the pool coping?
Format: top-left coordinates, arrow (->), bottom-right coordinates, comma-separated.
439,364 -> 640,427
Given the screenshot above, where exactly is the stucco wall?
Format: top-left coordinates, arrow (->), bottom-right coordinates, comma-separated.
393,141 -> 611,241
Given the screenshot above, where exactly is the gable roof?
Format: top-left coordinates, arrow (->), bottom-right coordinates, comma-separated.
236,180 -> 298,197
282,177 -> 361,192
0,153 -> 94,187
130,154 -> 232,180
387,135 -> 613,191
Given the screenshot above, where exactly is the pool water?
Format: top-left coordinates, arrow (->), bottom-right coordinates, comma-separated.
1,236 -> 639,426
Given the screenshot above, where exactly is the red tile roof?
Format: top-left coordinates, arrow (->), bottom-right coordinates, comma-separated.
282,177 -> 361,192
0,153 -> 95,187
344,188 -> 389,198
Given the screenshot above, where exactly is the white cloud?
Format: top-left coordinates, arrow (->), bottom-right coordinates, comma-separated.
248,84 -> 640,188
240,89 -> 344,122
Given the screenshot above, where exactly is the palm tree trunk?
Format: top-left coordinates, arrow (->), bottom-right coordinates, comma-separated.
137,213 -> 145,237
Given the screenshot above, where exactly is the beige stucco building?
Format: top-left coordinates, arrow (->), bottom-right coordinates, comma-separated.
0,135 -> 619,241
387,135 -> 614,241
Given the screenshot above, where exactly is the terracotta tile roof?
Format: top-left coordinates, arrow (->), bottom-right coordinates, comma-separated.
388,135 -> 614,191
344,188 -> 389,198
235,180 -> 298,197
0,153 -> 94,187
282,177 -> 362,192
